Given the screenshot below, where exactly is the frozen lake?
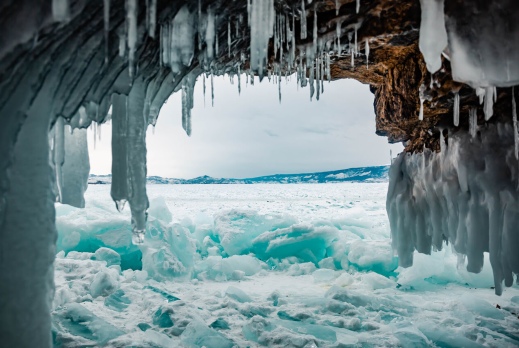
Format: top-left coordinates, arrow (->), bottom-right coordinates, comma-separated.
53,184 -> 519,347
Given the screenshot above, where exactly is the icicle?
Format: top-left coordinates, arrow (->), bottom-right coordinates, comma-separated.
439,129 -> 446,153
228,21 -> 232,56
119,33 -> 126,58
206,9 -> 216,60
126,80 -> 149,245
316,57 -> 321,101
418,0 -> 447,73
312,11 -> 317,55
300,0 -> 307,40
104,0 -> 110,64
278,69 -> 282,103
198,0 -> 203,50
326,52 -> 331,82
247,0 -> 252,24
111,93 -> 129,212
250,0 -> 275,78
309,61 -> 315,101
365,38 -> 370,67
336,21 -> 341,56
181,75 -> 195,136
513,87 -> 518,159
356,0 -> 360,13
354,25 -> 358,55
215,29 -> 219,55
211,73 -> 214,107
149,0 -> 157,38
203,74 -> 206,107
419,98 -> 424,121
53,117 -> 65,202
238,66 -> 241,94
453,92 -> 460,126
53,0 -> 69,21
469,107 -> 477,138
419,83 -> 426,121
336,0 -> 340,15
127,0 -> 138,78
484,86 -> 494,121
351,49 -> 354,68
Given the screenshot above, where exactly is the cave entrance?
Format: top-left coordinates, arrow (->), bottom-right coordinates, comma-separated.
88,75 -> 402,179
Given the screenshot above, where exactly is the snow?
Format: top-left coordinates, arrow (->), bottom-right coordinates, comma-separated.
53,183 -> 519,347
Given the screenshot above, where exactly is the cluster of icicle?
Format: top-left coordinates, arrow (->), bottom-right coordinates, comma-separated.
387,119 -> 519,295
417,0 -> 519,124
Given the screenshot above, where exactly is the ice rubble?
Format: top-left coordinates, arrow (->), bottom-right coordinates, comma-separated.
388,124 -> 519,295
51,184 -> 519,347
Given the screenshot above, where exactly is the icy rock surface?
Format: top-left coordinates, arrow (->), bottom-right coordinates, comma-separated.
387,124 -> 519,294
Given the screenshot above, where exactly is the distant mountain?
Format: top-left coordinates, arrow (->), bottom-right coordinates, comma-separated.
88,165 -> 389,185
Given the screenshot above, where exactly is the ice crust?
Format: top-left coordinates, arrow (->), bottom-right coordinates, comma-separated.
52,184 -> 519,347
388,124 -> 519,294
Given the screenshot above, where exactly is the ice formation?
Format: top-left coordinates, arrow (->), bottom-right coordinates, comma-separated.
418,0 -> 447,74
388,124 -> 519,295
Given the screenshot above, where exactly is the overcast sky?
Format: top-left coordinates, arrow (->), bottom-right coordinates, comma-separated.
88,75 -> 402,179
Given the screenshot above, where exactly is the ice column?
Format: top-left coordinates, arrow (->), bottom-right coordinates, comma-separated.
418,0 -> 447,73
60,126 -> 90,208
111,93 -> 129,212
53,117 -> 65,203
126,79 -> 149,244
300,0 -> 307,40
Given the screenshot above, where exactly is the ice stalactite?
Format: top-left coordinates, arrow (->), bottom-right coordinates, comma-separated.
469,107 -> 477,138
484,86 -> 495,121
336,21 -> 341,56
300,0 -> 307,40
53,117 -> 65,203
126,79 -> 149,244
103,0 -> 110,64
167,6 -> 195,73
513,87 -> 518,160
211,73 -> 214,106
228,21 -> 232,57
182,74 -> 196,136
126,0 -> 138,78
418,0 -> 447,74
249,0 -> 274,78
453,91 -> 460,126
60,126 -> 90,208
365,38 -> 369,67
52,0 -> 70,22
388,124 -> 519,294
111,93 -> 129,212
148,0 -> 157,38
205,9 -> 216,61
418,84 -> 427,121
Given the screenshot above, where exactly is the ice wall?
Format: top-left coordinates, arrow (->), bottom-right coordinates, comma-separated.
387,123 -> 519,294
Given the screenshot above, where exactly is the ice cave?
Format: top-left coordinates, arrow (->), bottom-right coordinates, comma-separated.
1,0 -> 519,347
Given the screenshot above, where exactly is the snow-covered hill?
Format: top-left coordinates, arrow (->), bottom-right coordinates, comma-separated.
88,165 -> 389,185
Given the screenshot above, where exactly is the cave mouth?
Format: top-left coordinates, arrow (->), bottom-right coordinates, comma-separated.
2,0 -> 519,346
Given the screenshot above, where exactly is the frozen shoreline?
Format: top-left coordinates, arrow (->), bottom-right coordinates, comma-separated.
53,184 -> 519,347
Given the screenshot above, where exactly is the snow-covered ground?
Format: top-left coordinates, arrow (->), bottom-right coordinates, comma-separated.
53,184 -> 519,347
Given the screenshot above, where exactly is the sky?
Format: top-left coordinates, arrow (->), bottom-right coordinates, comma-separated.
88,75 -> 403,179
